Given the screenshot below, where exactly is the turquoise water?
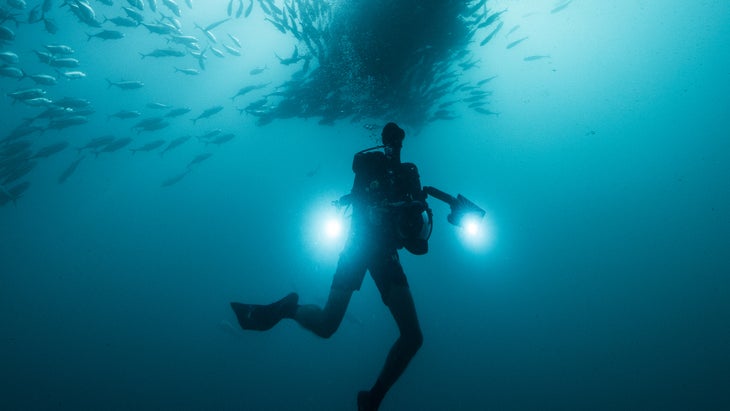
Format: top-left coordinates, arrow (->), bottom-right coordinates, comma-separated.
1,0 -> 728,410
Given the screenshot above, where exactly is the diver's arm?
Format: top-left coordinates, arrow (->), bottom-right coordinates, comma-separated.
423,186 -> 456,206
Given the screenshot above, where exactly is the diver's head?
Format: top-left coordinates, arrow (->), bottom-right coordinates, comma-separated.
381,122 -> 404,161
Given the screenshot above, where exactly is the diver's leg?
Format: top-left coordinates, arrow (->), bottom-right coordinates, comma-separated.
294,288 -> 353,338
295,241 -> 366,338
361,285 -> 423,410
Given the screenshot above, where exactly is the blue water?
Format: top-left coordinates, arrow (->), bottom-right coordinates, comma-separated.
1,0 -> 729,410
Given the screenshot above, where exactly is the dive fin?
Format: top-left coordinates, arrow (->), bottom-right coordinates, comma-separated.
230,292 -> 299,331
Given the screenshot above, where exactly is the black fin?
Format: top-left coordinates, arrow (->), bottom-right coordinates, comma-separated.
230,293 -> 298,331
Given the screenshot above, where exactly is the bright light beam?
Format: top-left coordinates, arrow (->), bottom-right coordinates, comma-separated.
324,216 -> 343,239
458,214 -> 495,252
305,200 -> 349,261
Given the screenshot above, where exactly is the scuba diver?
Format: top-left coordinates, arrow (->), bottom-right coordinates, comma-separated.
231,122 -> 484,410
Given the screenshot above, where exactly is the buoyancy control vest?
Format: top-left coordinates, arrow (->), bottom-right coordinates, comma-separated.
350,149 -> 432,255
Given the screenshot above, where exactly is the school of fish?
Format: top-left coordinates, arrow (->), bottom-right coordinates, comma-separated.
1,0 -> 571,206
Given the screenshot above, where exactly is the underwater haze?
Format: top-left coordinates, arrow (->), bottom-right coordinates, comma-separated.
1,0 -> 729,410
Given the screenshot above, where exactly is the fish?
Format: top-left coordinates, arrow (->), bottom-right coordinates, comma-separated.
275,46 -> 303,65
133,116 -> 165,130
0,26 -> 15,41
138,121 -> 170,133
228,33 -> 241,48
149,0 -> 157,12
185,0 -> 192,8
30,141 -> 69,159
139,48 -> 186,58
462,94 -> 487,103
104,16 -> 139,27
2,125 -> 43,143
0,181 -> 30,206
54,97 -> 91,108
77,135 -> 115,152
174,67 -> 200,75
245,0 -> 253,18
48,116 -> 88,130
204,17 -> 230,31
162,0 -> 181,17
523,55 -> 550,61
130,139 -> 166,154
28,4 -> 43,23
28,74 -> 57,85
23,97 -> 54,107
506,25 -> 520,37
1,159 -> 34,186
95,137 -> 133,155
170,35 -> 199,47
1,140 -> 33,158
8,88 -> 46,101
480,21 -> 503,46
87,30 -> 125,41
223,44 -> 241,56
126,0 -> 144,11
210,46 -> 225,58
231,82 -> 269,100
141,23 -> 177,35
506,36 -> 529,49
161,170 -> 190,187
58,155 -> 85,184
197,129 -> 222,141
49,58 -> 80,68
44,44 -> 74,55
108,110 -> 142,121
473,107 -> 499,116
191,106 -> 223,124
477,9 -> 506,29
34,50 -> 54,64
187,152 -> 212,168
42,18 -> 58,34
227,0 -> 233,16
209,133 -> 234,146
194,23 -> 217,43
62,71 -> 87,80
121,7 -> 144,23
0,66 -> 24,79
0,51 -> 19,64
33,106 -> 72,121
70,1 -> 102,27
236,0 -> 244,18
249,65 -> 267,75
243,98 -> 268,113
550,0 -> 573,14
106,79 -> 145,90
160,135 -> 191,156
191,48 -> 207,70
147,102 -> 171,109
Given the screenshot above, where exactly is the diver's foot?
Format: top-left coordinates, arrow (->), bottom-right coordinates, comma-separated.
357,390 -> 378,411
230,292 -> 299,331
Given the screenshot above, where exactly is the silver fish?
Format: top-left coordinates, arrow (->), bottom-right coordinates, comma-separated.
58,155 -> 85,184
106,79 -> 144,90
191,106 -> 223,124
161,170 -> 190,187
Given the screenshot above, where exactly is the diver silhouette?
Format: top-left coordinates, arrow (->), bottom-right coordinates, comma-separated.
231,122 -> 430,411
